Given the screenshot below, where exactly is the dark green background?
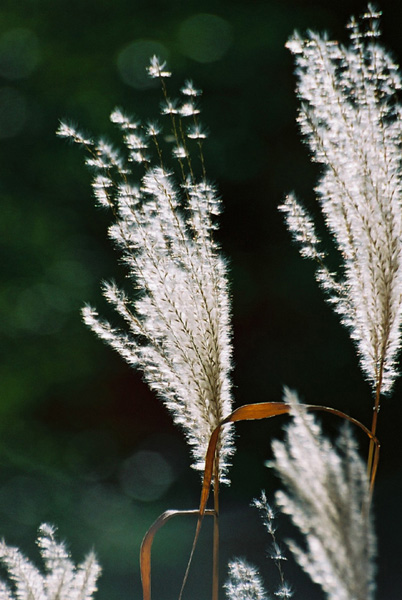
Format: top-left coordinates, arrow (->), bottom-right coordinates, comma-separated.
1,0 -> 402,598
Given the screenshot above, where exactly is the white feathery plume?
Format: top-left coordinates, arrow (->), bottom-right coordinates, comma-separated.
280,5 -> 402,394
0,524 -> 101,600
224,559 -> 267,600
270,388 -> 376,600
58,57 -> 234,482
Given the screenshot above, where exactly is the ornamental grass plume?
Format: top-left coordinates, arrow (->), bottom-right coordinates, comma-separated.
271,389 -> 375,600
280,5 -> 402,401
270,388 -> 376,600
57,57 -> 234,483
0,524 -> 101,600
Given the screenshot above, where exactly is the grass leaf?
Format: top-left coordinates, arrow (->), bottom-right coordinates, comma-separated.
140,509 -> 215,600
140,401 -> 379,600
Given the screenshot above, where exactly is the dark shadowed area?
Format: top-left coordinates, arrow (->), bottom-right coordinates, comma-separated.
1,1 -> 402,599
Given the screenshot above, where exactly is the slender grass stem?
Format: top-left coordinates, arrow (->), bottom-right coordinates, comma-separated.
367,364 -> 383,490
212,459 -> 220,600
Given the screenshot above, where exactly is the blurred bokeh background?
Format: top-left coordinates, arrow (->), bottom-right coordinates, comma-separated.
1,0 -> 402,598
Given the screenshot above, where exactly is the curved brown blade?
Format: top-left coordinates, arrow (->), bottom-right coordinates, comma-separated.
140,509 -> 215,600
178,402 -> 290,600
179,401 -> 379,600
141,401 -> 379,600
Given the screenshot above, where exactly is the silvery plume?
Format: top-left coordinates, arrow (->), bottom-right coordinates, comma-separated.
57,57 -> 234,482
271,389 -> 376,600
280,5 -> 402,396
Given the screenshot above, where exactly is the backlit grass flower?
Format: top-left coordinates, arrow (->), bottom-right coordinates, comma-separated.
271,388 -> 376,600
280,5 -> 402,396
57,57 -> 234,482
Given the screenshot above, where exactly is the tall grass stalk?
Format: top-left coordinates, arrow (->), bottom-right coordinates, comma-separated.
280,4 -> 402,486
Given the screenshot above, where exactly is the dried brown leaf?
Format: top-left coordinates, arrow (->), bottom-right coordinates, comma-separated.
141,401 -> 379,600
140,509 -> 215,600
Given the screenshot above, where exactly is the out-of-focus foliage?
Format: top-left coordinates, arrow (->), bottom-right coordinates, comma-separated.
1,1 -> 402,599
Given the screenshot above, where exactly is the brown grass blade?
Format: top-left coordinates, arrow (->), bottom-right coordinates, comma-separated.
179,401 -> 380,600
140,508 -> 215,600
178,402 -> 289,600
